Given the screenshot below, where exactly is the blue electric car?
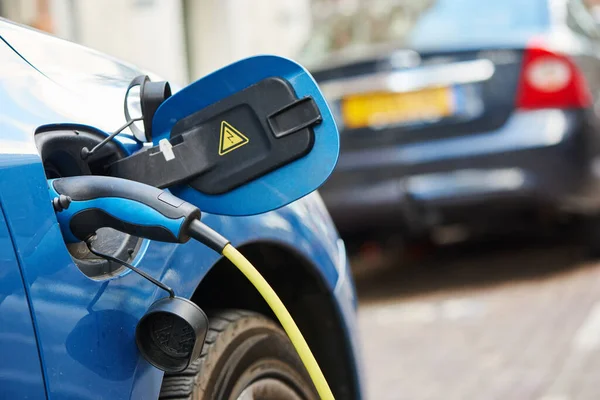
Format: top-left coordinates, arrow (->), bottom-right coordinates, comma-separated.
0,20 -> 362,399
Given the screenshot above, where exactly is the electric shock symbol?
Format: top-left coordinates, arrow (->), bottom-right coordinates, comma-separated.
219,121 -> 249,155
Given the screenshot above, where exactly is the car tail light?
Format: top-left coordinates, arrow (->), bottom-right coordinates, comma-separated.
516,44 -> 592,109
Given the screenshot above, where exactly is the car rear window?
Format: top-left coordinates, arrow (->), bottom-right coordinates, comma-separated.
301,0 -> 550,63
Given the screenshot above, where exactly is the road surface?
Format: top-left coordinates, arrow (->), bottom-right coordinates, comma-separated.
356,239 -> 600,400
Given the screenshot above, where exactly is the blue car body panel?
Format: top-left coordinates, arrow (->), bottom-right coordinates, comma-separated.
0,205 -> 47,399
0,21 -> 362,400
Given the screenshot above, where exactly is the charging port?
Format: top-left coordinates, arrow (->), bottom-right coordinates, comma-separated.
35,125 -> 142,279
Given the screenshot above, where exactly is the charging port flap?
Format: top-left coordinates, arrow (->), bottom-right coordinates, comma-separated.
109,55 -> 339,216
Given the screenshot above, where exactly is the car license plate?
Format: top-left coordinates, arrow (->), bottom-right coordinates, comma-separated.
341,87 -> 455,129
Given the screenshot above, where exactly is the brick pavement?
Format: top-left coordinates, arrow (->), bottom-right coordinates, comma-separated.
357,243 -> 600,400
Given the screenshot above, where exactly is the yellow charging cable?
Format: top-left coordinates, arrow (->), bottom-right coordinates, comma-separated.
222,244 -> 335,400
188,220 -> 334,399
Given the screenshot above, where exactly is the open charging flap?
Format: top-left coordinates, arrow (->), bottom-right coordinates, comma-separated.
109,55 -> 339,216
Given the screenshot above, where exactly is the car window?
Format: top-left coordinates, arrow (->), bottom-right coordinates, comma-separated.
300,0 -> 550,64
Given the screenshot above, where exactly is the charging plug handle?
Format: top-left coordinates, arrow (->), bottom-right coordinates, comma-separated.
50,176 -> 200,243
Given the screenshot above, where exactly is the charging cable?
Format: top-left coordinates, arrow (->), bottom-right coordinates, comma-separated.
222,245 -> 334,399
188,220 -> 335,400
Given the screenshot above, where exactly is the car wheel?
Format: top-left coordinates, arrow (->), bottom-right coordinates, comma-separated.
159,309 -> 318,400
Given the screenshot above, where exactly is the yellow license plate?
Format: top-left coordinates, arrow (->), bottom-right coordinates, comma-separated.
341,87 -> 454,129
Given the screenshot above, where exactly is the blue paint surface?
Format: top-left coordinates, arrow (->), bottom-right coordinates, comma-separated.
0,205 -> 47,398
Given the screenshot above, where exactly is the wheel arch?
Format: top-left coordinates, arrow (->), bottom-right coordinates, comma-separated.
190,240 -> 358,400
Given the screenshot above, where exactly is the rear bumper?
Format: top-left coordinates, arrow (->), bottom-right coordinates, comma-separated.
321,109 -> 600,234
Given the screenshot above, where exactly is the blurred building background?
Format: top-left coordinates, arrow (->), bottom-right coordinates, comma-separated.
0,0 -> 312,84
0,0 -> 451,82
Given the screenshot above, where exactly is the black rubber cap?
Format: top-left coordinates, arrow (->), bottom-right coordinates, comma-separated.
136,296 -> 208,373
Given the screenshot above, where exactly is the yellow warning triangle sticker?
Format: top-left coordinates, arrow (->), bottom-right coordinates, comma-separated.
219,120 -> 249,155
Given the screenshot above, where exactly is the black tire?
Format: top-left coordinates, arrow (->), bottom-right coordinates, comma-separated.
159,309 -> 318,400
